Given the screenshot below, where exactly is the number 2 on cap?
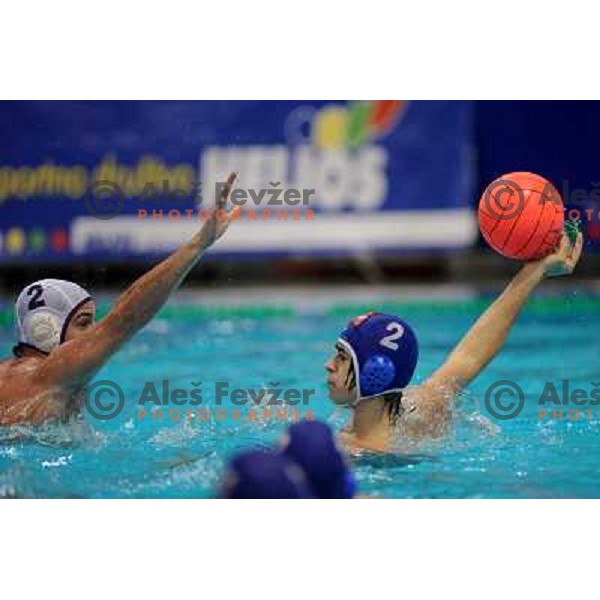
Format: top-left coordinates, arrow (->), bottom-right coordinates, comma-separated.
379,322 -> 404,351
27,284 -> 46,310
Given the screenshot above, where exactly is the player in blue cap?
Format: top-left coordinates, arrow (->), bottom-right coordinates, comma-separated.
0,173 -> 239,425
280,420 -> 357,499
221,422 -> 357,498
219,450 -> 315,499
325,232 -> 584,451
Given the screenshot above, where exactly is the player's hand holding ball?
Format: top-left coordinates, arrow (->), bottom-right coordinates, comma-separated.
539,230 -> 584,278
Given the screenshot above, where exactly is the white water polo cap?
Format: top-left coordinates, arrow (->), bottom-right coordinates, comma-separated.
14,279 -> 92,354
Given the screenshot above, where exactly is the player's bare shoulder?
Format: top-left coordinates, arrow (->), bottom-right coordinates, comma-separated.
0,356 -> 44,392
3,352 -> 46,371
397,385 -> 452,437
0,356 -> 45,423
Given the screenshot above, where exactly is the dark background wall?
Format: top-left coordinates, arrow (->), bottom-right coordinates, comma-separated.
476,101 -> 599,199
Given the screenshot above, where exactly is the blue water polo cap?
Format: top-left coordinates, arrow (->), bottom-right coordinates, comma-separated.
338,312 -> 418,402
281,421 -> 356,499
220,450 -> 315,499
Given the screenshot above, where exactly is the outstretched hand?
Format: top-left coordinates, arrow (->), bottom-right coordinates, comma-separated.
197,172 -> 240,249
539,230 -> 584,278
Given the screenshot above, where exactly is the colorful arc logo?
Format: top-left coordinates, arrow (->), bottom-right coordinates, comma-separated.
286,101 -> 408,150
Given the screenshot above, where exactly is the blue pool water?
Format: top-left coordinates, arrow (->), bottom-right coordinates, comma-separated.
1,288 -> 599,498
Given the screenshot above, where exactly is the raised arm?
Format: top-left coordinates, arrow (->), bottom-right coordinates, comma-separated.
39,173 -> 239,389
420,232 -> 583,402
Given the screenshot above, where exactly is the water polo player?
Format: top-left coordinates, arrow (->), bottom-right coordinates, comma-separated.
219,450 -> 316,499
280,420 -> 357,498
326,231 -> 584,451
0,173 -> 239,425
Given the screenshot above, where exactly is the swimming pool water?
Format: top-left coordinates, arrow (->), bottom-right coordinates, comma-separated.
1,289 -> 599,498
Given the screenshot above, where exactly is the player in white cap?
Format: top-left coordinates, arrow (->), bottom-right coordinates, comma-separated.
0,173 -> 239,425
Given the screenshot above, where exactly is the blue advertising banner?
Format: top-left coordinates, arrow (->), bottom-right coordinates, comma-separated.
0,100 -> 476,262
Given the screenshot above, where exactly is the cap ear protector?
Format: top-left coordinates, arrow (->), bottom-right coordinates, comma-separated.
21,310 -> 62,354
360,355 -> 396,397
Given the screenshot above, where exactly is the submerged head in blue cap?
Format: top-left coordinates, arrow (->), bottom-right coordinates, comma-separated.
335,312 -> 418,406
220,450 -> 315,499
281,421 -> 356,499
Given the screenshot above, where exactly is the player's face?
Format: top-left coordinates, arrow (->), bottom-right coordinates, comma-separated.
64,300 -> 96,341
325,344 -> 356,406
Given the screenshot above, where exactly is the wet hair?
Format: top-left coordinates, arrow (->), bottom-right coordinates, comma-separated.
345,361 -> 404,425
382,391 -> 405,425
344,363 -> 356,391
